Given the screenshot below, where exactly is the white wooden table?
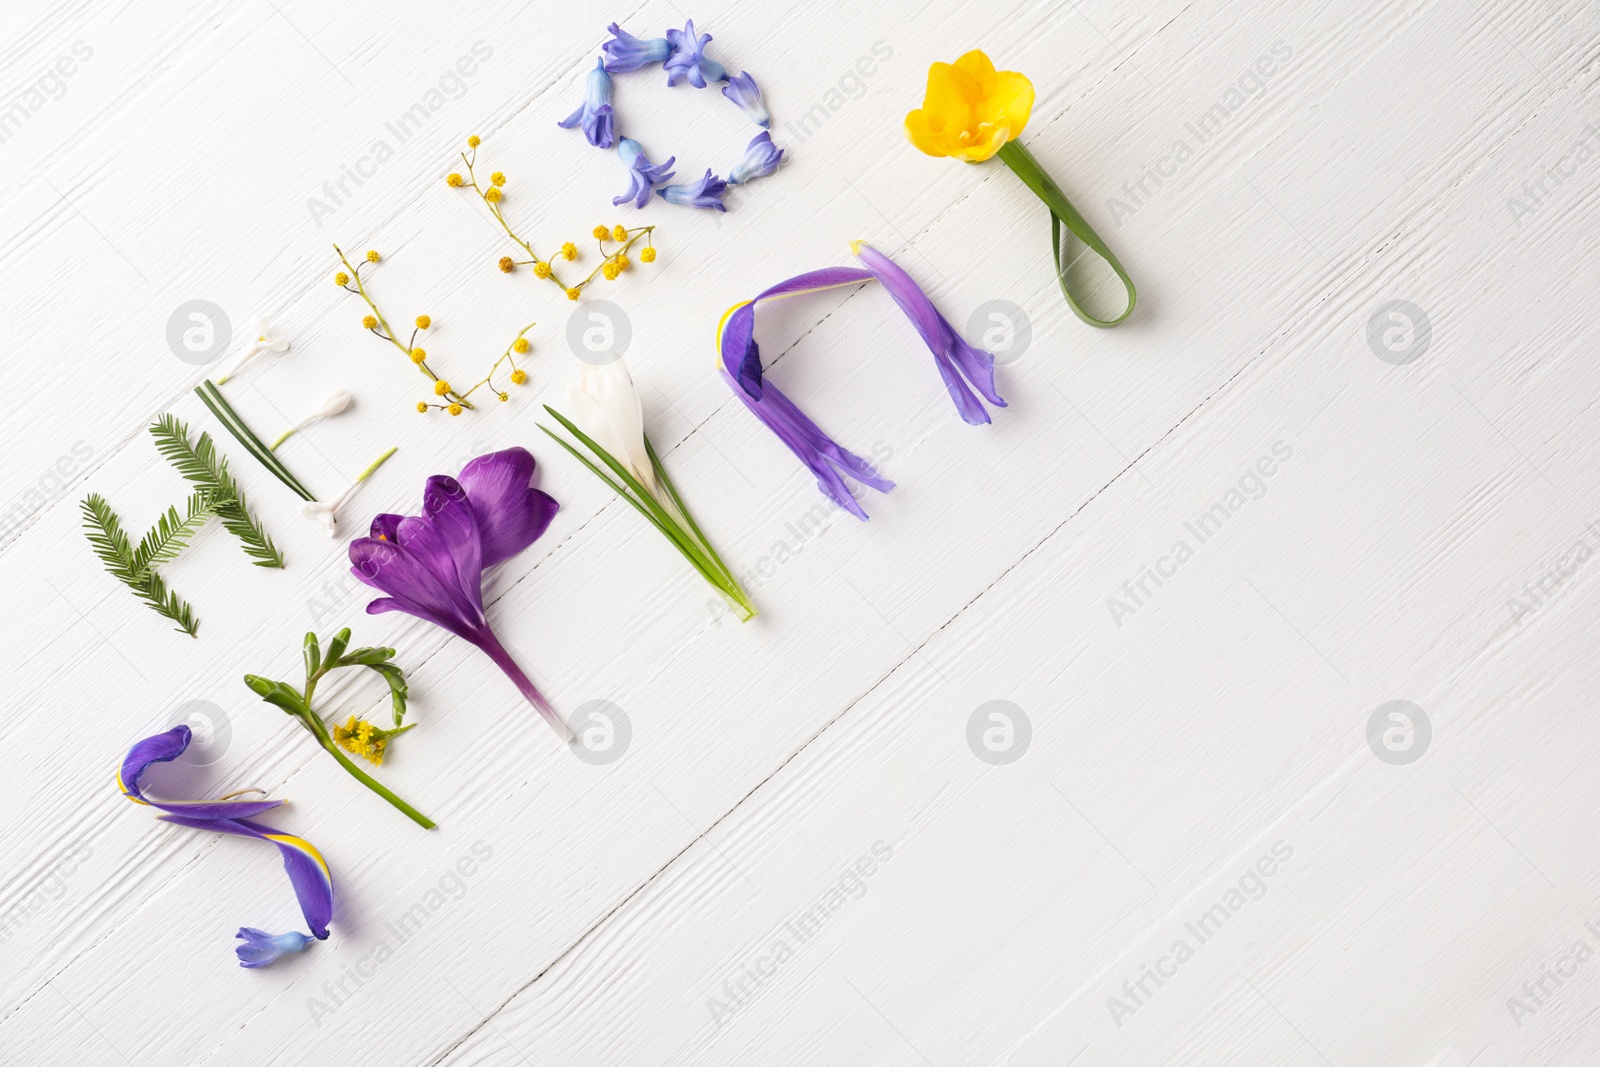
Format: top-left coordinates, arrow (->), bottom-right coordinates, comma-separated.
4,0 -> 1598,1063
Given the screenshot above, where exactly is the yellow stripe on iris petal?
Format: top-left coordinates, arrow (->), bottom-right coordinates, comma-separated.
116,770 -> 149,805
265,833 -> 332,883
717,278 -> 881,364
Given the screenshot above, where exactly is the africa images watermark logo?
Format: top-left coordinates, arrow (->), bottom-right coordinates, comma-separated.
1106,440 -> 1294,627
1105,40 -> 1293,226
1105,841 -> 1295,1028
706,841 -> 893,1027
306,41 -> 495,228
308,840 -> 494,1025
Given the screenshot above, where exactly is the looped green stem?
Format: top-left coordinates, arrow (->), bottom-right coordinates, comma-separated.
996,139 -> 1137,328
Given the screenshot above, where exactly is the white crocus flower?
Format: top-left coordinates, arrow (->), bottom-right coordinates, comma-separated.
214,316 -> 291,385
565,360 -> 660,499
543,363 -> 756,621
301,446 -> 396,537
271,388 -> 352,450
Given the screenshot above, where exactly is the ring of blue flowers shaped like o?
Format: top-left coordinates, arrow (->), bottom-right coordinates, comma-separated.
557,20 -> 784,212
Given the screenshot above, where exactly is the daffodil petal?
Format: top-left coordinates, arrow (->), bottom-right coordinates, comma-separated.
983,71 -> 1035,137
953,49 -> 997,79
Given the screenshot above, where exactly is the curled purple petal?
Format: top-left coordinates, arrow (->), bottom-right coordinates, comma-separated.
119,725 -> 284,821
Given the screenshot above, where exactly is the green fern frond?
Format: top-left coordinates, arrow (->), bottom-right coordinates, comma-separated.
132,491 -> 214,573
80,492 -> 200,636
150,415 -> 284,568
81,494 -> 138,580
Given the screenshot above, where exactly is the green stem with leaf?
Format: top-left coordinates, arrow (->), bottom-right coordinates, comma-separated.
539,406 -> 756,622
245,628 -> 434,829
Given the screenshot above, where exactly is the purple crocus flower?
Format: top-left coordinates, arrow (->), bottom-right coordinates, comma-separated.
722,71 -> 770,127
718,266 -> 896,520
235,928 -> 314,969
728,132 -> 783,185
348,448 -> 573,743
664,20 -> 727,88
601,22 -> 670,73
120,725 -> 334,963
557,58 -> 616,149
614,137 -> 676,209
658,169 -> 728,210
852,241 -> 1005,426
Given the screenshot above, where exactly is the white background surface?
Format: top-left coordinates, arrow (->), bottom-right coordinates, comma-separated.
3,0 -> 1598,1063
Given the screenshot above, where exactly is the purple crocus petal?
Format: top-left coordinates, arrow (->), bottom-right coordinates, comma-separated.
407,476 -> 484,605
851,241 -> 1005,425
118,726 -> 284,820
235,928 -> 315,969
348,536 -> 487,642
614,137 -> 676,209
348,449 -> 573,744
556,59 -> 617,148
719,371 -> 892,521
718,267 -> 878,396
664,20 -> 727,87
728,131 -> 783,185
457,447 -> 560,567
602,22 -> 670,73
657,169 -> 729,211
722,71 -> 770,127
159,814 -> 334,939
369,513 -> 403,541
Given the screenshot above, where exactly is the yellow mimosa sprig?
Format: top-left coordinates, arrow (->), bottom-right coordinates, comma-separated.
447,136 -> 657,302
332,245 -> 534,415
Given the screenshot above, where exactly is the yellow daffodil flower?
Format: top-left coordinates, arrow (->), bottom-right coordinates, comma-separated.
905,50 -> 1034,162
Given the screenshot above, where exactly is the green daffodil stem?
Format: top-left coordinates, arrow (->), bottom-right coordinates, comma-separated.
995,139 -> 1137,328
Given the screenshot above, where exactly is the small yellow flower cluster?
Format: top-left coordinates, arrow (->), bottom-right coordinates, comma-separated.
448,138 -> 659,304
332,244 -> 533,415
333,716 -> 387,765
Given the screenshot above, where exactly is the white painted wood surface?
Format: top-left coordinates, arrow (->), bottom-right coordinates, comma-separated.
3,0 -> 1598,1062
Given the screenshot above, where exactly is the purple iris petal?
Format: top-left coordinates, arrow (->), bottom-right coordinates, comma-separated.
602,22 -> 670,72
720,371 -> 892,521
348,448 -> 572,743
557,58 -> 616,148
614,137 -> 675,209
664,20 -> 727,87
852,241 -> 1005,426
119,725 -> 335,959
722,71 -> 770,127
235,928 -> 315,969
119,725 -> 284,820
658,169 -> 728,211
159,813 -> 334,939
720,266 -> 877,397
718,267 -> 899,519
728,131 -> 783,185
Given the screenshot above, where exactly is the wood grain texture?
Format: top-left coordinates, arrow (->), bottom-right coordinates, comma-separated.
3,0 -> 1599,1063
